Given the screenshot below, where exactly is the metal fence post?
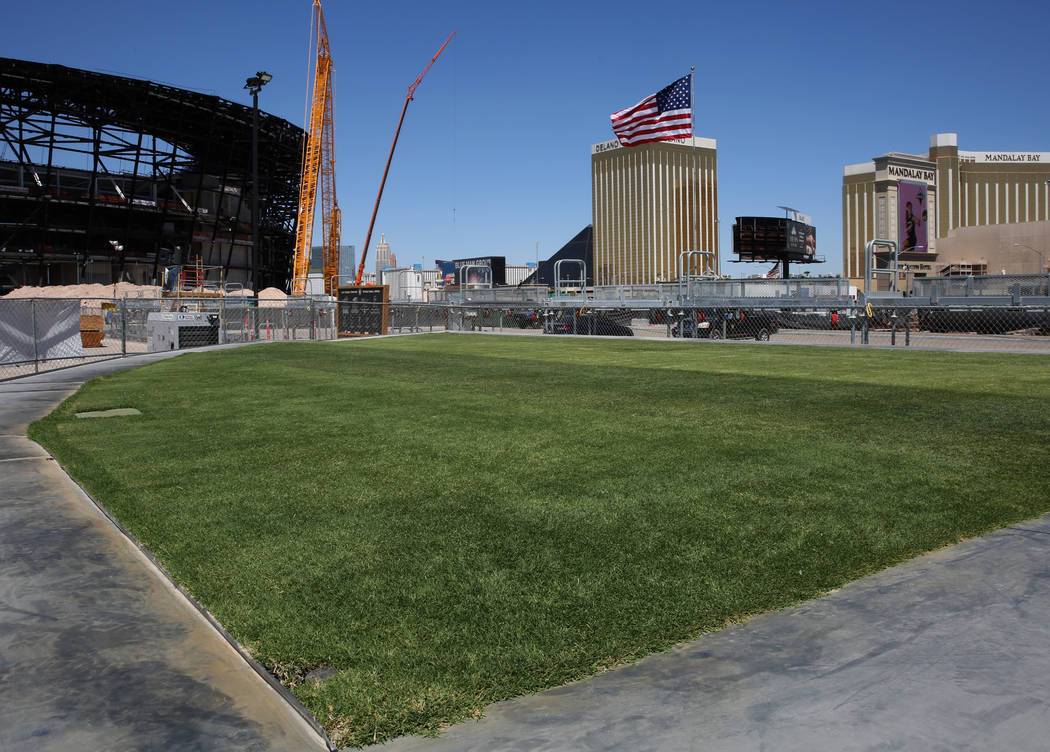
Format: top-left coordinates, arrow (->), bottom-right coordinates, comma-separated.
121,298 -> 128,354
31,299 -> 39,373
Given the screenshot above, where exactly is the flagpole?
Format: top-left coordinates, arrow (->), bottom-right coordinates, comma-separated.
689,66 -> 700,275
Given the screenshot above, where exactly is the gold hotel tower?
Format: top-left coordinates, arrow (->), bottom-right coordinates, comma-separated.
843,133 -> 1050,283
591,137 -> 718,286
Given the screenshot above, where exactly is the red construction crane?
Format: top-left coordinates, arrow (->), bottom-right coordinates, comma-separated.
355,31 -> 455,287
291,0 -> 340,295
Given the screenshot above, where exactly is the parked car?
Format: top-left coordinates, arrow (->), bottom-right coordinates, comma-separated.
507,309 -> 541,328
917,307 -> 1050,335
671,309 -> 778,340
545,312 -> 634,336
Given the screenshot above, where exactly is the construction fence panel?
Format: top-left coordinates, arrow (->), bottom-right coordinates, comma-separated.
0,298 -> 127,381
1,296 -> 340,381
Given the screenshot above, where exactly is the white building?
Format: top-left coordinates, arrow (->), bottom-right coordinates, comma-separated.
383,267 -> 442,301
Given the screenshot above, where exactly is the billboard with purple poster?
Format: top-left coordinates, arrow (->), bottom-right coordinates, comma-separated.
897,181 -> 928,253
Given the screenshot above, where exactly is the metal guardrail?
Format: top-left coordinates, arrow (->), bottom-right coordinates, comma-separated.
913,273 -> 1050,299
436,279 -> 856,307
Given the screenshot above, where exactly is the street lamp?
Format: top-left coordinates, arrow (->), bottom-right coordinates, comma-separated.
245,71 -> 272,292
1013,243 -> 1046,273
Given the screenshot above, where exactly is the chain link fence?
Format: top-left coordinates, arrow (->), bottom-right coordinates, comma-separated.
1,297 -> 338,381
5,296 -> 1049,380
375,301 -> 1050,354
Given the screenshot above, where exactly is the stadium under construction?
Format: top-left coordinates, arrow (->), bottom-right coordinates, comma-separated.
0,57 -> 303,294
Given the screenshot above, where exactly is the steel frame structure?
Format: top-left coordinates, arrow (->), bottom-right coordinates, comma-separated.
0,57 -> 303,292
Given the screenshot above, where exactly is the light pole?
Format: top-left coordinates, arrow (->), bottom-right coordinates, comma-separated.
244,71 -> 272,292
1013,243 -> 1046,273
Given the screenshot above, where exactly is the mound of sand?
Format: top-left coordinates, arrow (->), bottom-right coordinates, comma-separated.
0,283 -> 309,309
2,282 -> 163,300
258,287 -> 287,308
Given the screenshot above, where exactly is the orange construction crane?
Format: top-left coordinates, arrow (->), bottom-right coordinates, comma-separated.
356,31 -> 455,287
292,0 -> 340,295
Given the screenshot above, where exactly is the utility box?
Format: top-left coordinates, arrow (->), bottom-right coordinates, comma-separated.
147,312 -> 220,352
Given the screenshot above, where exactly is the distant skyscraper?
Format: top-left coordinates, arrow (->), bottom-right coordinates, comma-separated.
313,244 -> 355,286
375,234 -> 391,277
338,244 -> 355,286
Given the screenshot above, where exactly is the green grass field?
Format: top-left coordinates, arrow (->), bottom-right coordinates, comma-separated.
29,334 -> 1050,746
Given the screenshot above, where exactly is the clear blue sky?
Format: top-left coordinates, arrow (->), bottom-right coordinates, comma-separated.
5,0 -> 1050,276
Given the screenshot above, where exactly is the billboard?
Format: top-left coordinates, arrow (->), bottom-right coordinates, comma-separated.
733,217 -> 816,262
786,220 -> 816,258
897,181 -> 928,253
435,256 -> 507,286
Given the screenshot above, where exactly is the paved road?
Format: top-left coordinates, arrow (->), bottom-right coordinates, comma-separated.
382,516 -> 1050,751
0,349 -> 330,752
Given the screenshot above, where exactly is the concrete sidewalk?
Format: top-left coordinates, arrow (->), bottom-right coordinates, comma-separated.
0,350 -> 330,752
383,517 -> 1050,751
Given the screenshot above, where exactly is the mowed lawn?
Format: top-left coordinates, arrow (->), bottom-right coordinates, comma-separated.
30,334 -> 1050,746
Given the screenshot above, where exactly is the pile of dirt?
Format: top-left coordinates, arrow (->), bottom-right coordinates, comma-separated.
258,287 -> 287,308
2,282 -> 163,300
1,283 -> 299,308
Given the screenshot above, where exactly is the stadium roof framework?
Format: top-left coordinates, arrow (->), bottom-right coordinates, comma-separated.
0,57 -> 304,291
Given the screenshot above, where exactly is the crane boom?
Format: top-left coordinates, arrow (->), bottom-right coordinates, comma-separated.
355,31 -> 455,287
291,0 -> 340,295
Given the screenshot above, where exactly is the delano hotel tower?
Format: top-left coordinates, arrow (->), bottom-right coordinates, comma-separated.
591,137 -> 718,285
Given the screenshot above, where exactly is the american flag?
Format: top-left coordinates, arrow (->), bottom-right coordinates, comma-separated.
610,75 -> 692,147
764,263 -> 780,279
